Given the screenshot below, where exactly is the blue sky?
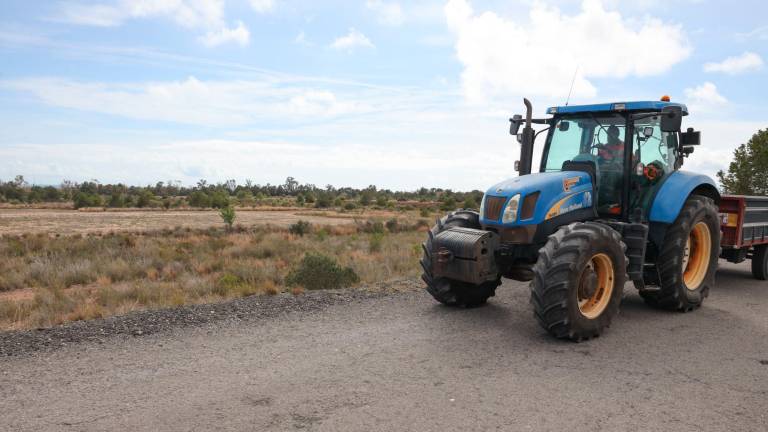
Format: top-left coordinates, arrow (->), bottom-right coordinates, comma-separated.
1,0 -> 766,190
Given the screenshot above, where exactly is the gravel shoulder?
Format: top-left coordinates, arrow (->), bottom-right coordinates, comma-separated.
1,262 -> 767,431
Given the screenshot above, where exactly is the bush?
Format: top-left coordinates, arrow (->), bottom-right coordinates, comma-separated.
288,220 -> 312,236
419,208 -> 431,218
73,192 -> 102,209
219,206 -> 236,230
210,190 -> 230,209
440,197 -> 457,211
343,202 -> 357,211
108,193 -> 126,208
462,197 -> 477,210
188,191 -> 211,208
314,193 -> 332,208
285,253 -> 359,290
369,232 -> 384,252
385,218 -> 398,233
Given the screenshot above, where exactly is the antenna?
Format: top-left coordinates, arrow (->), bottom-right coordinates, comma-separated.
565,66 -> 579,106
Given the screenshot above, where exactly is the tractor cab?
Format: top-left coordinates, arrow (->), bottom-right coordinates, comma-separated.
535,100 -> 698,222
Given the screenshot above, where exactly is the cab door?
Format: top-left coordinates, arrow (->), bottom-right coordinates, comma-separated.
629,115 -> 677,217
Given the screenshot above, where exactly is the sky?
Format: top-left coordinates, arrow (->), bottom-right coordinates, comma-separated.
1,0 -> 767,191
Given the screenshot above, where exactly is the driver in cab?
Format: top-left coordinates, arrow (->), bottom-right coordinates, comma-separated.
597,125 -> 624,162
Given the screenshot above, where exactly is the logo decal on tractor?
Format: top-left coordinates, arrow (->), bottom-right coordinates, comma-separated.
545,191 -> 590,220
563,177 -> 580,192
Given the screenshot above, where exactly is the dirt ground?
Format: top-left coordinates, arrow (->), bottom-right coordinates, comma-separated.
0,208 -> 396,235
1,262 -> 766,431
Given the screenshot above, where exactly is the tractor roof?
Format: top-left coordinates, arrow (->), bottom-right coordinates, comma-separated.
547,101 -> 688,116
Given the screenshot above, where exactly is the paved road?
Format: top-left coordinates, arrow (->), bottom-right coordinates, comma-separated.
2,261 -> 766,431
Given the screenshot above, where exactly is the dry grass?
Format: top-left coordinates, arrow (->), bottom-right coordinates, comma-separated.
0,221 -> 428,330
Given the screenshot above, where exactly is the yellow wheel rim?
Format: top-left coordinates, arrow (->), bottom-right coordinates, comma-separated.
577,253 -> 615,319
682,222 -> 711,290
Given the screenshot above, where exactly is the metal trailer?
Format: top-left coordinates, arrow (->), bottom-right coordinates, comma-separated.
719,195 -> 768,279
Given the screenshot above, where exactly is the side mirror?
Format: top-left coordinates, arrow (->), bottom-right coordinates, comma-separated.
509,114 -> 523,135
660,106 -> 683,132
682,146 -> 695,157
558,121 -> 570,132
643,126 -> 654,138
680,128 -> 700,145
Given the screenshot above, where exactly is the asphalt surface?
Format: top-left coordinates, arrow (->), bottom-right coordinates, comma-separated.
1,261 -> 766,431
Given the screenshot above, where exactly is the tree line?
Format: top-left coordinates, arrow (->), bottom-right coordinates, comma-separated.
0,175 -> 483,210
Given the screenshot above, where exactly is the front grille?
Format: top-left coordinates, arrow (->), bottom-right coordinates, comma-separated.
484,196 -> 506,221
520,192 -> 540,220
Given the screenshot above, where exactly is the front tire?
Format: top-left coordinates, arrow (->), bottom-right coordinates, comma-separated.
531,222 -> 627,341
641,196 -> 720,311
421,210 -> 500,307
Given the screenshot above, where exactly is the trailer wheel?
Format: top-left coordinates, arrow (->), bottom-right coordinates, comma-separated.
641,196 -> 720,311
753,245 -> 768,280
421,210 -> 500,307
530,222 -> 627,341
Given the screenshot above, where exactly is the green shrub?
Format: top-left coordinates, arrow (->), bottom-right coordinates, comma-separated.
369,232 -> 384,253
288,220 -> 312,236
343,202 -> 357,211
385,218 -> 398,233
210,190 -> 230,209
188,191 -> 211,208
419,208 -> 431,218
285,253 -> 359,290
73,192 -> 102,209
219,206 -> 236,230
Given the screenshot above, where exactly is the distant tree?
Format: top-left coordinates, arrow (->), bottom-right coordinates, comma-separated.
718,129 -> 768,195
108,193 -> 126,208
189,191 -> 211,208
136,190 -> 154,208
73,192 -> 102,209
462,197 -> 477,209
314,193 -> 332,208
210,190 -> 230,209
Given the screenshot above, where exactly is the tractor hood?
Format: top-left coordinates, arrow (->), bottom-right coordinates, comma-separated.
480,171 -> 594,226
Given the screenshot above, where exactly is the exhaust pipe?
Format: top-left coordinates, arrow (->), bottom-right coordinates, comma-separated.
517,98 -> 535,176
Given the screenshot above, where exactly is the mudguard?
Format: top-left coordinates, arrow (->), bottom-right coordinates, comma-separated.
649,171 -> 720,223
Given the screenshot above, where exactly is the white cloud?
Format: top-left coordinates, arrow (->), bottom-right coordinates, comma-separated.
366,0 -> 404,26
294,31 -> 310,46
330,28 -> 375,51
56,0 -> 248,47
704,52 -> 764,75
249,0 -> 275,13
0,76 -> 373,127
444,0 -> 691,103
200,21 -> 250,46
736,25 -> 768,41
684,82 -> 727,107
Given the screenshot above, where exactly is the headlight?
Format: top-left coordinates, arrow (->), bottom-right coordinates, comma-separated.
502,194 -> 520,223
479,194 -> 486,217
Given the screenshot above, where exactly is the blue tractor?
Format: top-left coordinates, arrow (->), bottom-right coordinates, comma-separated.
421,98 -> 720,341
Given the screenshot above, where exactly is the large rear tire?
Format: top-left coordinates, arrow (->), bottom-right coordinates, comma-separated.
530,222 -> 627,341
420,210 -> 500,307
641,196 -> 720,311
753,245 -> 768,280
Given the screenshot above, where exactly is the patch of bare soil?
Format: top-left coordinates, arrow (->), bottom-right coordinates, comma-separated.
0,209 -> 360,236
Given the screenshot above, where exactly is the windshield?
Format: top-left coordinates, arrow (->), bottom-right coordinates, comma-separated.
542,114 -> 626,172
